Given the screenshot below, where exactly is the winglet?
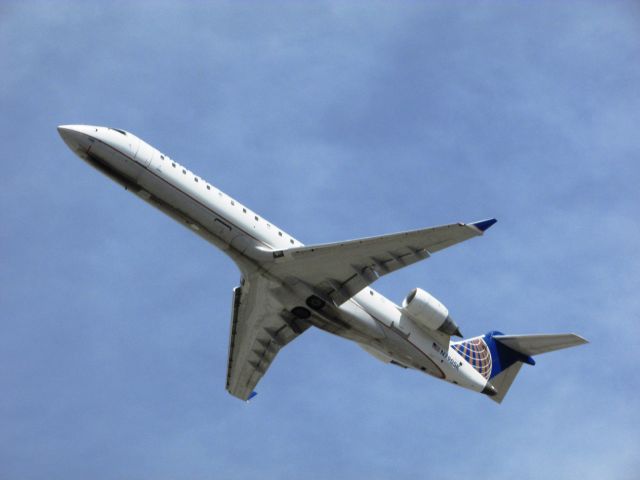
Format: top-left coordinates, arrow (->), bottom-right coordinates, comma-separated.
247,391 -> 258,402
470,218 -> 497,233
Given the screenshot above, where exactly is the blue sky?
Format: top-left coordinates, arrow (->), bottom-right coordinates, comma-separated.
1,2 -> 639,479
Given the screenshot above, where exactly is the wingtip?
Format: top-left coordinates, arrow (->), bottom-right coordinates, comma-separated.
470,218 -> 497,233
573,334 -> 589,345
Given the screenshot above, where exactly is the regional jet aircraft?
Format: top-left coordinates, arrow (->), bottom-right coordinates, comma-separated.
58,125 -> 587,403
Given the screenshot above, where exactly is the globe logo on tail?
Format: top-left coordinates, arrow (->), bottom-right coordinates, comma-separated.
452,338 -> 492,380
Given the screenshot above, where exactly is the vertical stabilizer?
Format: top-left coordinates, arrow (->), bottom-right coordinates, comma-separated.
488,362 -> 523,404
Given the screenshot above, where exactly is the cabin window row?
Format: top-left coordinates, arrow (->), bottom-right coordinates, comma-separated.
167,159 -> 296,245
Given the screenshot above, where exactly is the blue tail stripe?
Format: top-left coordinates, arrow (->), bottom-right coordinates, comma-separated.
483,331 -> 535,378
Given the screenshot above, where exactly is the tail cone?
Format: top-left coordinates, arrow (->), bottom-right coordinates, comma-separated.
482,382 -> 498,397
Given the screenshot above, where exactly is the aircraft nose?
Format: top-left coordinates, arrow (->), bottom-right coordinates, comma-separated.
58,125 -> 93,154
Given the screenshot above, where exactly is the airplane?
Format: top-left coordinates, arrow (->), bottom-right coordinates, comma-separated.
58,124 -> 588,403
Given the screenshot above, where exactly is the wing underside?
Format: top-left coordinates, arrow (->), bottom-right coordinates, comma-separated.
226,275 -> 310,400
266,220 -> 495,305
226,220 -> 495,400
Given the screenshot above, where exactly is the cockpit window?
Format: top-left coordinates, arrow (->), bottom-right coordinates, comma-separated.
109,128 -> 127,136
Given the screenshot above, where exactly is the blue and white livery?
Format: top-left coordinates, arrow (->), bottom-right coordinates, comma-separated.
58,125 -> 588,403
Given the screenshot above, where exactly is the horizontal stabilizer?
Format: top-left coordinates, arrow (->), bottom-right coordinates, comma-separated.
494,333 -> 588,356
457,331 -> 588,404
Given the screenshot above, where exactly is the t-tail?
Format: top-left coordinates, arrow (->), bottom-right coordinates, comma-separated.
452,331 -> 588,403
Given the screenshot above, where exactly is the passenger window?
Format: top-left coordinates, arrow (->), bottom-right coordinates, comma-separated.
194,177 -> 199,182
182,169 -> 186,174
278,231 -> 282,236
254,216 -> 259,221
231,200 -> 235,206
172,162 -> 176,167
206,185 -> 211,190
290,239 -> 294,244
243,208 -> 247,213
160,155 -> 165,160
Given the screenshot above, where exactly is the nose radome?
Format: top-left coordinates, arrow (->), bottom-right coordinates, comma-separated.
57,124 -> 97,136
57,124 -> 95,154
57,125 -> 79,146
57,124 -> 74,138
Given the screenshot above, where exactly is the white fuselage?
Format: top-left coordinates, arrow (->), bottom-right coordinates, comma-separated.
58,125 -> 491,395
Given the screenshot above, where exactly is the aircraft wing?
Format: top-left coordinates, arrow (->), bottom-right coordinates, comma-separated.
226,274 -> 310,400
267,219 -> 496,305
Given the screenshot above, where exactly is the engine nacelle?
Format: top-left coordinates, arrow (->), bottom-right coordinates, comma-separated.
401,288 -> 462,337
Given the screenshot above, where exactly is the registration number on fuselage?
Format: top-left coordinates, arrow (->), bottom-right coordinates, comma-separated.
432,342 -> 463,371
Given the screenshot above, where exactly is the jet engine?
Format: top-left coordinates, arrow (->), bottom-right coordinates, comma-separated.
401,288 -> 462,337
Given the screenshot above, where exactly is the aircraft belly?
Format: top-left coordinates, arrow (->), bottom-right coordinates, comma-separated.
137,165 -> 446,380
381,327 -> 445,379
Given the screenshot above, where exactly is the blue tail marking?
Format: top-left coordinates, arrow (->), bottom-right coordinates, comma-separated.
483,331 -> 535,379
470,218 -> 497,232
453,331 -> 535,380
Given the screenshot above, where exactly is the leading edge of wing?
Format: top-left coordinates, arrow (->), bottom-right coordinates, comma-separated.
267,218 -> 497,305
281,218 -> 497,258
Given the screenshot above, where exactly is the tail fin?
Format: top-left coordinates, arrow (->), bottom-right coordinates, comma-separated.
453,331 -> 588,403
